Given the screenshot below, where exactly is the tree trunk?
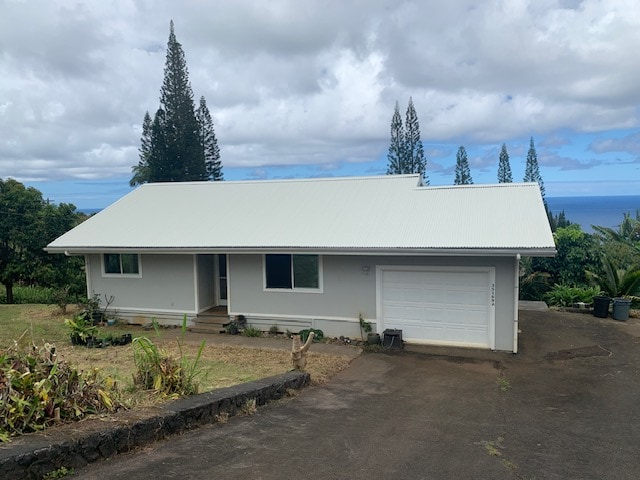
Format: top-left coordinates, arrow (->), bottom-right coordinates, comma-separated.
4,281 -> 14,304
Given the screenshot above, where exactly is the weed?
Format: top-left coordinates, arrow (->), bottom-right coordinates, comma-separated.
497,376 -> 511,392
43,466 -> 74,479
269,324 -> 279,335
132,316 -> 205,398
285,329 -> 293,339
214,412 -> 229,423
239,398 -> 257,415
243,325 -> 262,337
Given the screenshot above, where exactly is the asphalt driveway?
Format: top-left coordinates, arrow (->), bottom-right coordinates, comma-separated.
74,310 -> 640,480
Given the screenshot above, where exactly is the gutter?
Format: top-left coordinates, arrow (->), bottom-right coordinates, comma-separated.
46,246 -> 558,257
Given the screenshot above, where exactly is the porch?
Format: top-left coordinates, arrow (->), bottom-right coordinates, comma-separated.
190,306 -> 230,334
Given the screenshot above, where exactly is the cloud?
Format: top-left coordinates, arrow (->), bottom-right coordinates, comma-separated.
1,0 -> 640,189
589,132 -> 640,155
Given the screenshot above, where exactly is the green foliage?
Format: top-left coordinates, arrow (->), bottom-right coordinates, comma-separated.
359,314 -> 372,339
533,225 -> 601,287
43,466 -> 74,479
299,328 -> 324,343
587,256 -> 640,298
131,22 -> 222,185
497,143 -> 512,183
404,97 -> 426,178
387,98 -> 428,182
0,285 -> 57,304
132,316 -> 205,398
243,325 -> 262,337
387,101 -> 405,175
268,324 -> 279,335
519,257 -> 551,301
197,96 -> 223,181
545,284 -> 602,307
0,341 -> 120,440
0,178 -> 86,304
523,137 -> 545,199
64,316 -> 98,344
454,145 -> 473,185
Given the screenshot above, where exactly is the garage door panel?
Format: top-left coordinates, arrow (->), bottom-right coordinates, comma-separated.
380,268 -> 494,348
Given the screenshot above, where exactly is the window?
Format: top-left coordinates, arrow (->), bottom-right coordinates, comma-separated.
103,253 -> 140,275
265,254 -> 320,290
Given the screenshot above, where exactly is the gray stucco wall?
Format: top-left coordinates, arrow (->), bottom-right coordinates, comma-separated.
228,254 -> 517,350
87,254 -> 197,316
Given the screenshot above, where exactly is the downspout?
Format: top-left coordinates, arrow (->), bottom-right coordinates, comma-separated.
513,254 -> 521,353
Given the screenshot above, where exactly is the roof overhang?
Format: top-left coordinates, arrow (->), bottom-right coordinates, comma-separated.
46,246 -> 557,257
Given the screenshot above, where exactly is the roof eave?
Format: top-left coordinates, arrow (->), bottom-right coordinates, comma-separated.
46,246 -> 557,257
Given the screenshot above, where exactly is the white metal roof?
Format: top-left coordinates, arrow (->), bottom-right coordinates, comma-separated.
46,174 -> 556,256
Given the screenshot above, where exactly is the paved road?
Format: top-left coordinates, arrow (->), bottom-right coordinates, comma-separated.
74,310 -> 640,479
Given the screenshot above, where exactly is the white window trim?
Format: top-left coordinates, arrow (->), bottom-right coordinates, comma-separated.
101,253 -> 143,278
262,254 -> 323,293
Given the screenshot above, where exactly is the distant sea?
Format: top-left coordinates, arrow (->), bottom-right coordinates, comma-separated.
546,195 -> 640,233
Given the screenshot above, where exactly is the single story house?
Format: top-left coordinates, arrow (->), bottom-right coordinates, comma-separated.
46,174 -> 555,352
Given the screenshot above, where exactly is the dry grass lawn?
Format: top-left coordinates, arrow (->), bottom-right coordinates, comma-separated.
0,305 -> 354,407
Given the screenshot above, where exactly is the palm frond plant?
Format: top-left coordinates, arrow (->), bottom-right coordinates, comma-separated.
587,256 -> 640,298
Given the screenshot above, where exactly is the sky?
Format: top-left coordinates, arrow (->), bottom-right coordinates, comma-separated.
1,0 -> 640,210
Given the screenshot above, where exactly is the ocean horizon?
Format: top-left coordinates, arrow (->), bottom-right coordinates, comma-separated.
547,195 -> 640,233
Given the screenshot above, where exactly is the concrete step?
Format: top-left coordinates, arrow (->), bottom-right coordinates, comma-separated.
188,323 -> 227,334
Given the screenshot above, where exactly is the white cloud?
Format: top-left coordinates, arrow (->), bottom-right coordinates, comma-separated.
1,0 -> 640,187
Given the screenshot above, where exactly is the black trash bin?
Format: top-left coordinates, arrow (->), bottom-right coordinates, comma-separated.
612,298 -> 632,321
382,329 -> 403,350
593,296 -> 611,318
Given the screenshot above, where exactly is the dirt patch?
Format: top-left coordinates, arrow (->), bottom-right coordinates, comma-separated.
544,344 -> 612,360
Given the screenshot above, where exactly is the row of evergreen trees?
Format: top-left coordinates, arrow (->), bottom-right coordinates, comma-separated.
130,21 -> 222,186
132,22 -> 546,198
386,101 -> 546,200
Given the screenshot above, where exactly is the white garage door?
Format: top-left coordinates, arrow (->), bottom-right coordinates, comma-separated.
379,266 -> 495,348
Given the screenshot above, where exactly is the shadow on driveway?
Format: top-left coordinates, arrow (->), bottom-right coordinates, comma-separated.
75,310 -> 640,480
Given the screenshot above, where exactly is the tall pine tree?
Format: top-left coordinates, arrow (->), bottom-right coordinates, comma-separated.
196,96 -> 223,181
387,99 -> 428,182
497,143 -> 512,183
523,137 -> 545,200
386,102 -> 405,175
404,97 -> 427,181
131,21 -> 222,185
454,146 -> 473,185
130,111 -> 152,187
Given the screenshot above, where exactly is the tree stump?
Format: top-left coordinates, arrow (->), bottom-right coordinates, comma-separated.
291,331 -> 314,370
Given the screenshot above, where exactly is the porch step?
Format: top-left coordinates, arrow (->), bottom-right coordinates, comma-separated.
190,312 -> 229,334
188,323 -> 227,334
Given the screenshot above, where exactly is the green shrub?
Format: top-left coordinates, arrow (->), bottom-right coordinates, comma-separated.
243,325 -> 262,337
545,284 -> 602,307
0,285 -> 58,304
299,328 -> 324,343
0,342 -> 120,441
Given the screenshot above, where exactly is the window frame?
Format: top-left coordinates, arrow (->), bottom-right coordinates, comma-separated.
101,253 -> 142,278
263,254 -> 323,293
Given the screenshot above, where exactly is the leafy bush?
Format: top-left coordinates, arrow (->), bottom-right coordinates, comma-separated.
545,284 -> 602,307
0,342 -> 121,441
243,325 -> 262,337
299,328 -> 324,343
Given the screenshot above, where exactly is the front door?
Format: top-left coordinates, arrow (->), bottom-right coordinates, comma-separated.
217,254 -> 228,306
